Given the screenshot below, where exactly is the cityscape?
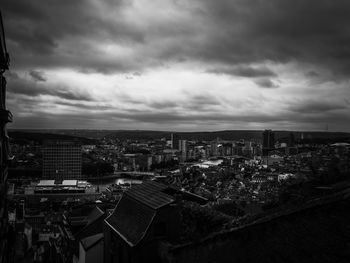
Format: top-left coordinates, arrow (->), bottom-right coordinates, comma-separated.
4,128 -> 350,262
2,1 -> 350,263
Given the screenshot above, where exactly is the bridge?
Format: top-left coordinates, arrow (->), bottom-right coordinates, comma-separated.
114,171 -> 155,176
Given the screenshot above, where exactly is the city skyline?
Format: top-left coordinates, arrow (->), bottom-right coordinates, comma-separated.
2,4 -> 350,262
3,0 -> 350,132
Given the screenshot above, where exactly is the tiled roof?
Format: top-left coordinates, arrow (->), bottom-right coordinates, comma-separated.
105,195 -> 156,246
105,181 -> 176,246
86,206 -> 104,225
125,180 -> 175,209
81,233 -> 104,251
75,206 -> 105,239
105,181 -> 207,246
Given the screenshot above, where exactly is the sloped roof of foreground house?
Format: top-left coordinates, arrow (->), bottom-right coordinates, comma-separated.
104,181 -> 176,247
126,180 -> 174,209
105,180 -> 208,247
81,233 -> 104,251
75,206 -> 105,239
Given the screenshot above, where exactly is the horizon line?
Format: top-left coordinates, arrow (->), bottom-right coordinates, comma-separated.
7,128 -> 350,134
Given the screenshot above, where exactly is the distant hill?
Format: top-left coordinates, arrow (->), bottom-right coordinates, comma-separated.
101,130 -> 264,141
8,131 -> 98,145
8,129 -> 111,139
8,129 -> 350,144
104,130 -> 350,143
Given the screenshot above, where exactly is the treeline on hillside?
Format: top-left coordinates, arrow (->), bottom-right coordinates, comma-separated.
105,130 -> 263,141
8,129 -> 350,144
106,130 -> 350,142
8,131 -> 98,145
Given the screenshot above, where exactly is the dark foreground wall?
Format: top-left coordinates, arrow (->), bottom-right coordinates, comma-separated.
162,197 -> 350,263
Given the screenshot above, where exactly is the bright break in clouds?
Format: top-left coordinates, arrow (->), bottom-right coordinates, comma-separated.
3,0 -> 350,131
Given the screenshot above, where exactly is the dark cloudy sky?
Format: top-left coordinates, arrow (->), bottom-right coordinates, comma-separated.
3,0 -> 350,131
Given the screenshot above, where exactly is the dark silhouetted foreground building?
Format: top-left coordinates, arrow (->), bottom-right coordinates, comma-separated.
104,181 -> 183,263
0,11 -> 12,263
42,140 -> 82,180
160,191 -> 350,263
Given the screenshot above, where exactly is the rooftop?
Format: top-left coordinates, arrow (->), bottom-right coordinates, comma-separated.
125,180 -> 174,209
105,180 -> 209,246
37,179 -> 78,187
105,181 -> 176,246
80,233 -> 104,251
105,195 -> 156,247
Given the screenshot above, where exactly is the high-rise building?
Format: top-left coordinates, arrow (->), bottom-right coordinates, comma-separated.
0,11 -> 12,263
262,129 -> 275,156
210,137 -> 222,157
171,133 -> 180,150
179,139 -> 187,161
211,141 -> 218,156
243,141 -> 253,157
179,139 -> 187,152
42,140 -> 82,180
222,143 -> 233,156
288,132 -> 295,147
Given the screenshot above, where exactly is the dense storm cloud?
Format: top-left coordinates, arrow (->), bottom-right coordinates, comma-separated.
2,0 -> 350,131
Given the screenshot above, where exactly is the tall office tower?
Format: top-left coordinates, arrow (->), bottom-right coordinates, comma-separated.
210,141 -> 218,156
262,129 -> 275,156
42,140 -> 82,180
179,139 -> 187,161
171,133 -> 180,150
288,132 -> 295,147
243,141 -> 253,157
222,143 -> 233,156
0,11 -> 12,263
